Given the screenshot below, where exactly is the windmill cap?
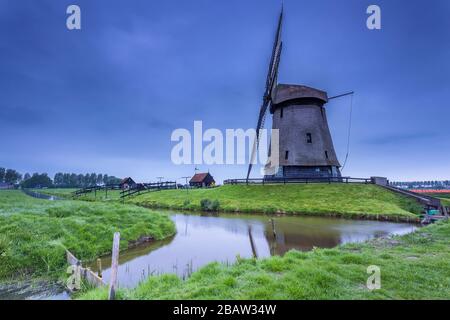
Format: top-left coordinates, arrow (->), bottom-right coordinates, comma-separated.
271,84 -> 328,112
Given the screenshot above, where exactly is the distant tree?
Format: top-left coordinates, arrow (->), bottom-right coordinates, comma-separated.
0,168 -> 5,182
88,173 -> 96,186
97,174 -> 103,185
4,169 -> 21,184
103,174 -> 109,185
21,173 -> 53,188
84,173 -> 90,186
108,176 -> 122,185
24,173 -> 31,181
62,173 -> 70,186
54,173 -> 64,186
69,174 -> 77,187
77,174 -> 84,187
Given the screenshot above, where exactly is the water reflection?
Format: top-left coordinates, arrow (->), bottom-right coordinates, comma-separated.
22,189 -> 63,201
89,213 -> 416,288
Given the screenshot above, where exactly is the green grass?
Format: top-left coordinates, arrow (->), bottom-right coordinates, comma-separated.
0,190 -> 175,281
79,220 -> 450,300
127,184 -> 422,221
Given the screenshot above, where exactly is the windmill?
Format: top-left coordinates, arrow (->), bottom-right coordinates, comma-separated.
246,8 -> 353,180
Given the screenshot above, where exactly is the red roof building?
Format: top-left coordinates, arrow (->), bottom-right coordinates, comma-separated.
189,173 -> 215,188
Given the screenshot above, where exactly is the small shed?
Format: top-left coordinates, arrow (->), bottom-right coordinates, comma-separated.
120,177 -> 136,190
189,173 -> 215,188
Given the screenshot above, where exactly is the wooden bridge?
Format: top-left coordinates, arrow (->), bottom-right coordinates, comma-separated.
72,184 -> 121,198
119,181 -> 177,199
377,185 -> 448,221
72,181 -> 177,200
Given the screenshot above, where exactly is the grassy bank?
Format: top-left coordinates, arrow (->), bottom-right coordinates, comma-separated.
0,190 -> 175,281
127,184 -> 422,221
80,220 -> 450,300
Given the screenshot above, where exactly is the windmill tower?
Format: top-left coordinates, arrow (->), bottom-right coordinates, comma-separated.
247,8 -> 344,180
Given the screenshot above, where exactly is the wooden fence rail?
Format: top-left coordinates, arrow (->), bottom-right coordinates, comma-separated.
224,177 -> 371,185
66,250 -> 106,289
120,181 -> 177,199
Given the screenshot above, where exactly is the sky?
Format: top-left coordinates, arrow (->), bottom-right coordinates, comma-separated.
0,0 -> 449,183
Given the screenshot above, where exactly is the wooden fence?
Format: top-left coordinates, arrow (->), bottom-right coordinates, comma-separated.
224,177 -> 371,185
120,181 -> 177,199
66,250 -> 105,288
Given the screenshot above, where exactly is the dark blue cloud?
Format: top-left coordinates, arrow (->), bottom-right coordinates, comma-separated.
0,0 -> 449,182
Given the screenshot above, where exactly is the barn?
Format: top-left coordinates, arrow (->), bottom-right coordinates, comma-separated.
189,173 -> 215,188
120,177 -> 136,190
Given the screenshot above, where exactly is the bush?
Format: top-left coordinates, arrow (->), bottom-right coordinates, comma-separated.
200,199 -> 220,211
183,199 -> 191,207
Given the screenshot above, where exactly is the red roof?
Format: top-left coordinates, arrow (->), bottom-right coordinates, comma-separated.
190,173 -> 211,183
120,177 -> 135,184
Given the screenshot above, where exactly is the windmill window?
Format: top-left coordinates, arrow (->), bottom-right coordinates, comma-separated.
285,150 -> 289,160
306,133 -> 312,144
325,151 -> 329,159
280,108 -> 284,118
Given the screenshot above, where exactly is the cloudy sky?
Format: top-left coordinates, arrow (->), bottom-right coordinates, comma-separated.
1,0 -> 449,183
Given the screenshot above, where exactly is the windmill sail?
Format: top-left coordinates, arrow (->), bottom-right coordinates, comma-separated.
246,8 -> 283,180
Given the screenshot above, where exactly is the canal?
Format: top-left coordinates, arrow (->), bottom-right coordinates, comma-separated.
87,212 -> 416,289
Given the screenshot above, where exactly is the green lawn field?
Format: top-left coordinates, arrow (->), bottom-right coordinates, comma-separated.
127,184 -> 423,221
0,190 -> 175,281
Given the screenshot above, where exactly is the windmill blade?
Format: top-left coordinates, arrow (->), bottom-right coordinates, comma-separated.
246,8 -> 283,180
247,42 -> 283,179
270,41 -> 283,95
247,99 -> 271,180
265,8 -> 283,97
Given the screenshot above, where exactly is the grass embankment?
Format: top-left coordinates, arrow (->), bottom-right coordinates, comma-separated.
80,220 -> 450,300
128,184 -> 422,221
0,191 -> 175,281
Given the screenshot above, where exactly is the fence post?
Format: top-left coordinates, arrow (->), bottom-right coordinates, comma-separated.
108,232 -> 120,300
97,258 -> 102,278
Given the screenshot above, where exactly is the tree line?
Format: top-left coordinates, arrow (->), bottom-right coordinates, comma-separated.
53,173 -> 121,188
0,167 -> 122,188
